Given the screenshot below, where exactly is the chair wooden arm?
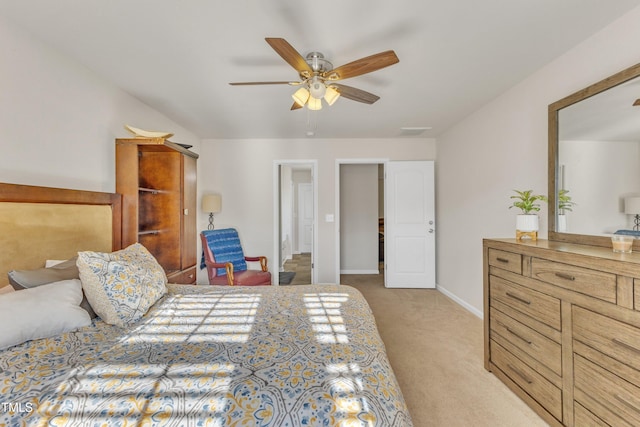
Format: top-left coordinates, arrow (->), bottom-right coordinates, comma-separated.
205,260 -> 235,286
245,256 -> 268,272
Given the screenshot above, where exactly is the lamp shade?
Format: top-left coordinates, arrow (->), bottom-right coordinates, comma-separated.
625,197 -> 640,214
307,97 -> 323,111
309,76 -> 326,99
324,86 -> 340,106
292,87 -> 310,107
202,194 -> 222,213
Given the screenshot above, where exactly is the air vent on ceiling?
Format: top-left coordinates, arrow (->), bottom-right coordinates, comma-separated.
400,127 -> 431,136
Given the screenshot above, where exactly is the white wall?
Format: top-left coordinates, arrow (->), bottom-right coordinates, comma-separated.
0,16 -> 200,193
340,164 -> 379,274
198,138 -> 435,284
436,5 -> 640,317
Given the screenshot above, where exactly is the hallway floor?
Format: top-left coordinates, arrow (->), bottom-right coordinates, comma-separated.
281,253 -> 312,285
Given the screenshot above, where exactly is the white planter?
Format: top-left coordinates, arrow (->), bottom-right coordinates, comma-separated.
557,214 -> 567,232
516,214 -> 539,232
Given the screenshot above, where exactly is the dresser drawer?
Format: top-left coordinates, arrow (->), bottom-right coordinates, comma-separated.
573,306 -> 640,372
574,402 -> 608,427
167,266 -> 197,284
574,354 -> 640,426
488,248 -> 522,274
490,275 -> 561,330
491,341 -> 563,421
490,307 -> 561,377
531,258 -> 616,303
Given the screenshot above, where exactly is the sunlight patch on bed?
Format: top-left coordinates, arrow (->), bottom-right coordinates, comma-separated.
304,293 -> 349,343
40,362 -> 236,425
326,363 -> 375,427
124,293 -> 261,343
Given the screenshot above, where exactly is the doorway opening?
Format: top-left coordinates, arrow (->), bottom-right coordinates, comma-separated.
336,160 -> 436,288
335,159 -> 387,285
273,160 -> 318,285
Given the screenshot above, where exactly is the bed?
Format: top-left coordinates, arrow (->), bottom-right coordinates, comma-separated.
0,183 -> 413,426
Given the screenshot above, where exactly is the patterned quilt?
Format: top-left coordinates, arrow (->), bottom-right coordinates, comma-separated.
1,284 -> 413,426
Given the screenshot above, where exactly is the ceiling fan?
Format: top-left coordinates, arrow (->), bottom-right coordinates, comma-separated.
229,38 -> 399,111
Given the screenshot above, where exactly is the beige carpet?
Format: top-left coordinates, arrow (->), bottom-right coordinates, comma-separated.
342,273 -> 549,427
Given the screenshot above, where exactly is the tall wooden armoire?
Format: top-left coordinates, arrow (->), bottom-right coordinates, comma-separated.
116,138 -> 198,284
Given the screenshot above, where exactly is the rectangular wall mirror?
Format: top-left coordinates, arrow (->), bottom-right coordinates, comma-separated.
549,62 -> 640,248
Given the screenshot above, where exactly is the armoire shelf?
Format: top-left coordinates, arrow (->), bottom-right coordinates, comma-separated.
116,137 -> 198,284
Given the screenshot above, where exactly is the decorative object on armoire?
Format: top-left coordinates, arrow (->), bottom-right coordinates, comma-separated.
202,194 -> 222,230
509,189 -> 547,241
625,196 -> 640,231
556,189 -> 575,232
115,138 -> 198,284
124,124 -> 174,139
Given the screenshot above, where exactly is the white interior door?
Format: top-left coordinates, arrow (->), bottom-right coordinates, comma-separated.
385,160 -> 436,288
298,183 -> 313,253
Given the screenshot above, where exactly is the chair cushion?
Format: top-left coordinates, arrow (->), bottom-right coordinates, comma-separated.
201,228 -> 247,276
211,270 -> 271,286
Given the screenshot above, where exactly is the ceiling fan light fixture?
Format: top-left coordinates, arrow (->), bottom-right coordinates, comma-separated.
309,77 -> 327,99
307,97 -> 323,110
324,86 -> 340,106
292,87 -> 310,106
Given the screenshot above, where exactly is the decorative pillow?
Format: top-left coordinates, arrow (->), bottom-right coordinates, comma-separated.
0,279 -> 91,350
8,257 -> 97,318
77,243 -> 167,327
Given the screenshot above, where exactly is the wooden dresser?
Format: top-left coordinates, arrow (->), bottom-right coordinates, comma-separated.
484,238 -> 640,426
116,138 -> 198,284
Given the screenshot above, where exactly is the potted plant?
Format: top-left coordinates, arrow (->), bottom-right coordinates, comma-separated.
509,189 -> 547,233
557,189 -> 576,232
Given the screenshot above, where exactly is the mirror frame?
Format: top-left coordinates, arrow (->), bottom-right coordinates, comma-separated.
549,61 -> 640,248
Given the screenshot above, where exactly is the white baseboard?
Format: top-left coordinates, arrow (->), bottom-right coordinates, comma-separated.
340,269 -> 380,275
437,284 -> 483,319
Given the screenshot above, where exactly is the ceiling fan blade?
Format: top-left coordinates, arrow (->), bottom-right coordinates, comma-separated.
634,98 -> 640,106
265,38 -> 313,76
332,84 -> 380,104
291,102 -> 303,110
324,50 -> 399,81
229,81 -> 293,86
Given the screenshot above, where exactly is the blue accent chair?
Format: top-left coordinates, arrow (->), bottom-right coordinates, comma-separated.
200,228 -> 271,286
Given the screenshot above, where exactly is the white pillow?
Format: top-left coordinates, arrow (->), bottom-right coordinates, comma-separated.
77,243 -> 167,328
0,279 -> 91,350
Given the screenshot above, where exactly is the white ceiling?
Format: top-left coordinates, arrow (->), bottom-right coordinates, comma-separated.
1,0 -> 639,140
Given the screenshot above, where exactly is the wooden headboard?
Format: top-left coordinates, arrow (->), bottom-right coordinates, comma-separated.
0,183 -> 122,287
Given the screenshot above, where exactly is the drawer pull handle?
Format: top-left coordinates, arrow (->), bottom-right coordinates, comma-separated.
506,327 -> 532,345
496,257 -> 510,263
507,363 -> 533,384
614,393 -> 640,415
554,272 -> 575,281
505,292 -> 531,305
612,338 -> 640,355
